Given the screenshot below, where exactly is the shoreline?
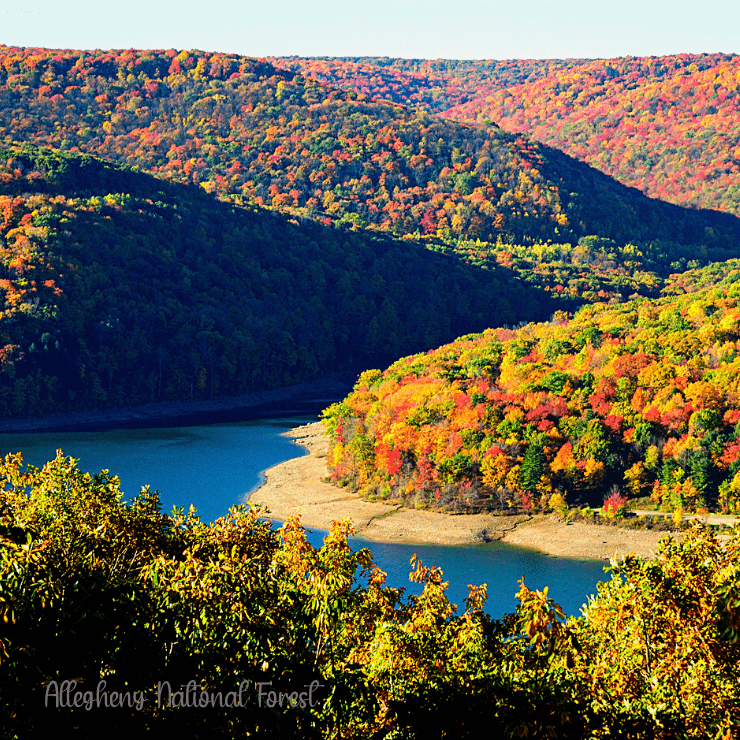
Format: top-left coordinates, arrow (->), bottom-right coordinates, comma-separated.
249,422 -> 683,561
0,376 -> 353,435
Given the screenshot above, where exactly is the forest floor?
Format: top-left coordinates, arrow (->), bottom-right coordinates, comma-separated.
249,422 -> 707,560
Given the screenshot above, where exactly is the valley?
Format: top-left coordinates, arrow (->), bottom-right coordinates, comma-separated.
2,39 -> 740,738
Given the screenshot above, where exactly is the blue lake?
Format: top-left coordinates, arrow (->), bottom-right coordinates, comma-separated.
0,416 -> 609,619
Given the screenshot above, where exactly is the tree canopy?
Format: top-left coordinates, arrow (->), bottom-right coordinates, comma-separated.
0,144 -> 555,417
1,450 -> 739,737
323,261 -> 740,515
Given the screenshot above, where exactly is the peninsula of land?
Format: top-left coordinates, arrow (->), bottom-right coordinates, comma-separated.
249,422 -> 682,561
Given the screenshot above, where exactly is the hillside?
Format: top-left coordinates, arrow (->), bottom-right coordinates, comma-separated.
2,48 -> 740,740
1,46 -> 740,254
274,56 -> 580,114
322,260 -> 740,515
281,54 -> 740,216
4,47 -> 740,418
0,144 -> 549,417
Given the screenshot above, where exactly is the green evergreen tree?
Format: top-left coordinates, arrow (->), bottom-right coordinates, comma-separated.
519,440 -> 545,493
689,450 -> 711,508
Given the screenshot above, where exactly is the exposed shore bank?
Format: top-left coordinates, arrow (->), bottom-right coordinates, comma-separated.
249,422 -> 684,561
0,377 -> 353,435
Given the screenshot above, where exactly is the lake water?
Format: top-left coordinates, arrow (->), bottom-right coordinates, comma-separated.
0,416 -> 609,618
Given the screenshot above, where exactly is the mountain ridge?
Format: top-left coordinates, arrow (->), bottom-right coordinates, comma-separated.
1,46 -> 739,252
278,53 -> 740,216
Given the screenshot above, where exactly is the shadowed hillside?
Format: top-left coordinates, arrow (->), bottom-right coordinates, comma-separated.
0,144 -> 554,416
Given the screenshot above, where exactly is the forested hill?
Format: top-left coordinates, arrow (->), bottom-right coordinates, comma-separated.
274,56 -> 580,114
0,144 -> 552,417
279,54 -> 740,217
4,47 -> 740,418
2,46 -> 740,254
323,259 -> 740,516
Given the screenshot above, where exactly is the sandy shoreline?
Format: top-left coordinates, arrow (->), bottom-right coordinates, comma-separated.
249,422 -> 680,560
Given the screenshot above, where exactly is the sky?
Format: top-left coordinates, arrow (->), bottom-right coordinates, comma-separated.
2,0 -> 738,60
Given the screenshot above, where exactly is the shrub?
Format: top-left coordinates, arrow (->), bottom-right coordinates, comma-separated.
603,489 -> 628,519
548,492 -> 568,518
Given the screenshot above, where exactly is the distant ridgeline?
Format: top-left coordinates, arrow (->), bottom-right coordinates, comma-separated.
0,145 -> 554,417
323,261 -> 740,514
2,47 -> 740,417
1,47 -> 739,252
279,53 -> 740,217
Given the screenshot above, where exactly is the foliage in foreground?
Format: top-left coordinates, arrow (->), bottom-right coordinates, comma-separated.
1,452 -> 740,737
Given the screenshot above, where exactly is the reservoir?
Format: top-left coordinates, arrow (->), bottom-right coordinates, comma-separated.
0,415 -> 608,619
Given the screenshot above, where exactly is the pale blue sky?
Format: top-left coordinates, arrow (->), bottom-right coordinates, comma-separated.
2,0 -> 737,60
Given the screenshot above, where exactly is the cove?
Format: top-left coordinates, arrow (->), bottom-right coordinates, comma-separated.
0,416 -> 608,619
